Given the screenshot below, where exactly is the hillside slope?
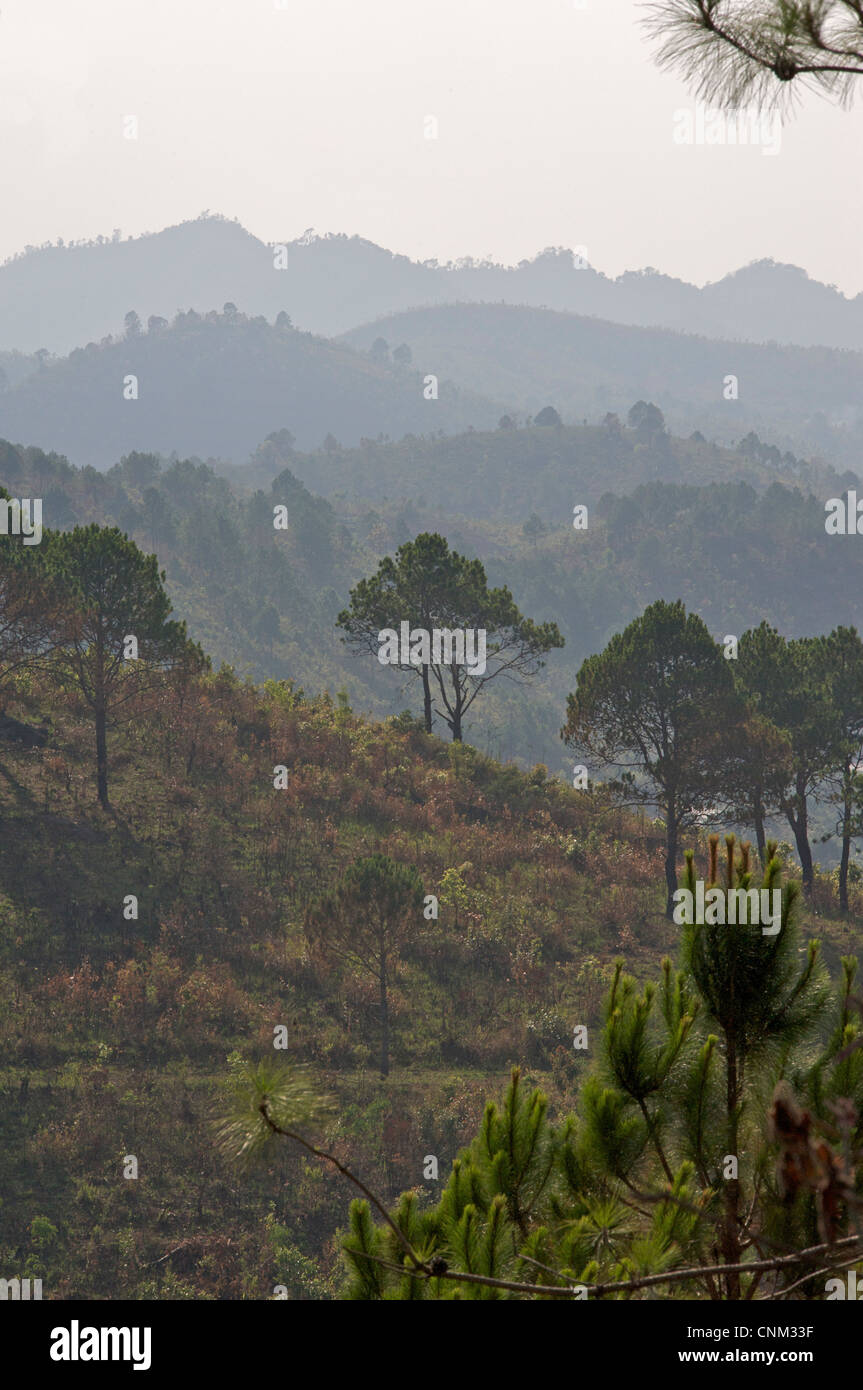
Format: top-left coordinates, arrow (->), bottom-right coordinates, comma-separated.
340,303 -> 863,467
252,416 -> 840,522
0,311 -> 501,468
0,618 -> 857,1299
0,660 -> 674,1299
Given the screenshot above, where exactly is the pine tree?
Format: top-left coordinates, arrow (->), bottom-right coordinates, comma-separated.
674,836 -> 828,1295
44,525 -> 200,806
337,533 -> 563,742
563,600 -> 740,916
304,854 -> 424,1078
735,624 -> 838,892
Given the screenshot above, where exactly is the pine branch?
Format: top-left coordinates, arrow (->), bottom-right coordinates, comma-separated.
257,1101 -> 423,1270
588,1233 -> 863,1297
259,1103 -> 863,1300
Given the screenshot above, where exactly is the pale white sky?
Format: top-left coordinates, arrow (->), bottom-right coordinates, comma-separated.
0,0 -> 860,291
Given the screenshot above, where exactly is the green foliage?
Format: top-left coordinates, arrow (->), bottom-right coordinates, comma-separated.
338,1065 -> 704,1299
216,1060 -> 333,1169
646,0 -> 863,108
679,839 -> 827,1063
563,598 -> 740,913
266,1213 -> 336,1300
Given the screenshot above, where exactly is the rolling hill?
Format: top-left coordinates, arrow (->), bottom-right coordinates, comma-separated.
340,302 -> 863,468
0,310 -> 502,468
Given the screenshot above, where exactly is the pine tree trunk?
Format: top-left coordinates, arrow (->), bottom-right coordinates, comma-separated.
785,779 -> 814,893
93,629 -> 110,810
95,701 -> 109,809
379,957 -> 389,1079
788,815 -> 814,893
664,809 -> 678,919
840,778 -> 852,913
723,1039 -> 741,1299
753,800 -> 767,868
421,669 -> 433,734
450,683 -> 463,742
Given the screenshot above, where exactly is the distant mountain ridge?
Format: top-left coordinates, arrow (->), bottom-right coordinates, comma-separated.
2,213 -> 863,355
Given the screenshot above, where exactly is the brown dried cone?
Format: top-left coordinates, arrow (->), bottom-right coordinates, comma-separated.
769,1082 -> 855,1243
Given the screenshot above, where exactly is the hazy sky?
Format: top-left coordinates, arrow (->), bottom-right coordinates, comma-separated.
1,0 -> 861,291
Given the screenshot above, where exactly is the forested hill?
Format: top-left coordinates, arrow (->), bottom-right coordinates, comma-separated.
5,279 -> 863,474
4,433 -> 863,783
234,413 -> 848,522
4,213 -> 863,353
0,310 -> 502,469
340,303 -> 863,470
